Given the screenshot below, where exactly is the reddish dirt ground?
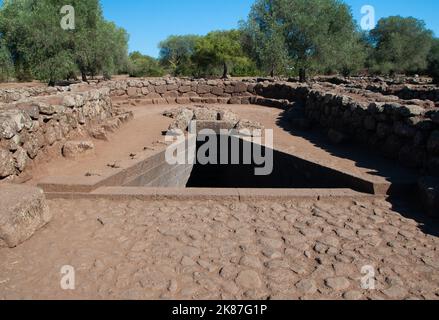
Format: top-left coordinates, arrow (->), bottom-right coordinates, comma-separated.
1,102 -> 437,300
27,103 -> 413,187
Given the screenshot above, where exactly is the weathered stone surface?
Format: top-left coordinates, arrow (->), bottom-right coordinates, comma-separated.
62,141 -> 95,159
295,279 -> 317,295
0,117 -> 17,139
90,127 -> 108,141
218,110 -> 239,125
398,105 -> 425,117
0,184 -> 51,248
13,147 -> 29,172
235,120 -> 264,134
325,277 -> 351,291
169,109 -> 194,132
235,270 -> 262,289
193,107 -> 219,121
0,148 -> 16,178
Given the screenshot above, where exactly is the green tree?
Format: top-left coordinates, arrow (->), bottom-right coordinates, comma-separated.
428,38 -> 439,84
68,0 -> 128,81
24,0 -> 76,85
369,16 -> 434,75
240,0 -> 291,77
192,30 -> 256,78
0,0 -> 36,81
0,39 -> 15,81
243,0 -> 364,81
159,35 -> 200,76
0,0 -> 129,84
128,51 -> 164,77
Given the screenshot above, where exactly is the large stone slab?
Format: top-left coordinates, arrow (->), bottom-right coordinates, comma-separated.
0,184 -> 52,248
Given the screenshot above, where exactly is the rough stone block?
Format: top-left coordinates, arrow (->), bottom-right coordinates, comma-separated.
0,184 -> 52,248
62,140 -> 95,158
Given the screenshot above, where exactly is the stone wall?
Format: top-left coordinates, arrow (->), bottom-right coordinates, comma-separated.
0,87 -> 115,181
101,78 -> 260,105
0,86 -> 68,103
253,81 -> 439,177
1,77 -> 438,181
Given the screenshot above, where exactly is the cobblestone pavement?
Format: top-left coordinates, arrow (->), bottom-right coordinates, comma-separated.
0,198 -> 438,300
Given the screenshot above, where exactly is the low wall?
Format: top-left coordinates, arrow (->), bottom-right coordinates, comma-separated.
2,77 -> 439,181
100,77 -> 439,176
254,82 -> 439,176
0,86 -> 68,103
0,87 -> 113,181
101,78 -> 259,105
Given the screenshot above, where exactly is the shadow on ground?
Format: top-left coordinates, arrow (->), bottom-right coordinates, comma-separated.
275,106 -> 439,237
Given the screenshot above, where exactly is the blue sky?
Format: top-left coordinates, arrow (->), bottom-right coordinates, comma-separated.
101,0 -> 439,57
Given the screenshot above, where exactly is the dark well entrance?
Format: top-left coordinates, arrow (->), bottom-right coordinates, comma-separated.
186,134 -> 354,189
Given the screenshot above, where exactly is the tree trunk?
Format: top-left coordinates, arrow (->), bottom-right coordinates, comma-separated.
81,71 -> 88,82
222,62 -> 228,79
270,64 -> 275,78
299,68 -> 307,83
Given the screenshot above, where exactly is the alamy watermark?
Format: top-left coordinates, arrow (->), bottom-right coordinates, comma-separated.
60,265 -> 75,290
60,5 -> 75,30
361,5 -> 376,31
361,265 -> 376,290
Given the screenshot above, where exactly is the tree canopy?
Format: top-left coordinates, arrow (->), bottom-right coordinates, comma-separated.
128,51 -> 164,77
158,35 -> 200,76
0,0 -> 438,82
369,16 -> 434,75
241,0 -> 366,81
0,0 -> 129,84
191,30 -> 257,78
428,39 -> 439,84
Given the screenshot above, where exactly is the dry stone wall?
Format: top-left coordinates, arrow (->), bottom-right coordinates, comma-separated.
0,86 -> 69,103
1,77 -> 438,182
0,87 -> 115,181
101,78 -> 260,105
254,81 -> 439,177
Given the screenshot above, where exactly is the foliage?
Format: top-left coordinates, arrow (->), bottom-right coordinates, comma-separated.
428,38 -> 439,84
128,51 -> 165,77
158,35 -> 200,76
191,30 -> 256,78
242,0 -> 365,81
0,39 -> 15,81
369,16 -> 434,75
0,0 -> 438,82
0,0 -> 129,84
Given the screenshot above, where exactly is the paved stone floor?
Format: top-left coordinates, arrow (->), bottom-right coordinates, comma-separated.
0,198 -> 438,300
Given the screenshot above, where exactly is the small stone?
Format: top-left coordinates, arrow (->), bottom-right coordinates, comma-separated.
168,279 -> 178,293
239,255 -> 263,270
235,270 -> 262,289
325,277 -> 351,291
181,256 -> 196,266
13,147 -> 29,172
62,141 -> 95,159
382,285 -> 408,299
295,279 -> 317,295
0,148 -> 16,178
262,248 -> 282,260
91,127 -> 108,141
343,291 -> 363,300
259,237 -> 284,249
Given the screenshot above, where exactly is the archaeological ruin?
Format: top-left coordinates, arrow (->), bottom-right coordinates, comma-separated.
1,76 -> 439,300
